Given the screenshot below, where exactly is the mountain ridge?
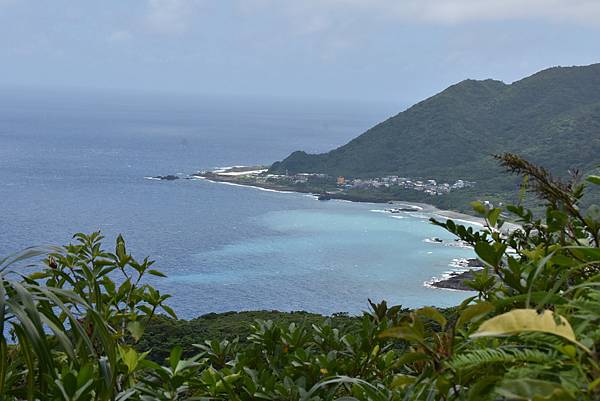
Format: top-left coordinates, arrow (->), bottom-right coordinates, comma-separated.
268,63 -> 600,204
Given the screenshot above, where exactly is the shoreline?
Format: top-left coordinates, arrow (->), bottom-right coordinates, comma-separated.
197,174 -> 491,292
196,172 -> 522,232
194,172 -> 487,227
424,258 -> 485,291
193,176 -> 302,195
155,166 -> 502,294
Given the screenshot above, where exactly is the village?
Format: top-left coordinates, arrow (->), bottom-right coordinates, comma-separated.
248,171 -> 475,196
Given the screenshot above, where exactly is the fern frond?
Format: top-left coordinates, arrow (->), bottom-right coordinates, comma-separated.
448,347 -> 559,372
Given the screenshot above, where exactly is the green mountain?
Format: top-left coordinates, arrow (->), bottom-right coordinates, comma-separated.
269,64 -> 600,205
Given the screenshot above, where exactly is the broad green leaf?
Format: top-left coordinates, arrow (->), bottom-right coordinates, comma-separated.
170,345 -> 183,370
390,374 -> 416,389
474,242 -> 504,267
395,352 -> 428,366
470,201 -> 487,215
161,304 -> 177,319
62,373 -> 77,397
0,247 -> 49,272
488,208 -> 502,227
436,376 -> 452,397
586,175 -> 600,185
456,302 -> 494,328
127,321 -> 144,342
116,234 -> 127,258
379,325 -> 423,343
77,363 -> 94,387
223,372 -> 241,384
472,309 -> 588,352
560,344 -> 576,358
415,306 -> 447,329
138,359 -> 162,371
28,271 -> 49,280
119,346 -> 139,372
495,378 -> 574,400
567,246 -> 600,261
589,377 -> 600,391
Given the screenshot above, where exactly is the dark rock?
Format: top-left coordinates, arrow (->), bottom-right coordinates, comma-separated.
154,175 -> 180,181
431,270 -> 479,291
430,259 -> 489,291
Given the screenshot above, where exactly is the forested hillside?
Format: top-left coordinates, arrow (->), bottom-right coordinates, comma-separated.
270,64 -> 600,202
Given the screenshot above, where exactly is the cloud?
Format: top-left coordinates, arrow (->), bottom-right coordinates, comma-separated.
143,0 -> 200,35
250,0 -> 600,26
382,0 -> 600,24
135,0 -> 600,41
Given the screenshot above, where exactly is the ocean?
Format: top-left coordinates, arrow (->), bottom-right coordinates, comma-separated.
0,88 -> 475,318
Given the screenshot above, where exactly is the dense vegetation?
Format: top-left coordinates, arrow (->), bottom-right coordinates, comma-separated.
2,154 -> 600,400
270,64 -> 600,207
138,311 -> 359,363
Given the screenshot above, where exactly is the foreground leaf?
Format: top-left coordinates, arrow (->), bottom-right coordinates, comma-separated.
495,378 -> 574,400
471,309 -> 583,349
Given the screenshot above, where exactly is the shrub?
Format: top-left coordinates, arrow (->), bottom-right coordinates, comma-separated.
1,153 -> 599,400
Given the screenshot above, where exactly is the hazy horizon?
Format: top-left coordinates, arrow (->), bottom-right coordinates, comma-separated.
2,1 -> 600,105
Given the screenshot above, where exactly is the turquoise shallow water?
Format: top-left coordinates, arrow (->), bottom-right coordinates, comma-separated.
168,188 -> 475,315
0,89 -> 475,318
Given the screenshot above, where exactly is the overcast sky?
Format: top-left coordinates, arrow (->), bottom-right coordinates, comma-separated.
1,0 -> 599,104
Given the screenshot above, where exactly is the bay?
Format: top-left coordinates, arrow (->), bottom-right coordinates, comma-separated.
0,88 -> 474,317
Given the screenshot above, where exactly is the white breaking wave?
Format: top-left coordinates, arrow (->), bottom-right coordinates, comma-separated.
406,212 -> 430,219
422,237 -> 473,249
423,258 -> 482,292
217,169 -> 268,176
431,213 -> 484,227
201,178 -> 298,194
396,203 -> 423,211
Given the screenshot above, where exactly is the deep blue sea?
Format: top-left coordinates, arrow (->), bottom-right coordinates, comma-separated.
0,88 -> 475,318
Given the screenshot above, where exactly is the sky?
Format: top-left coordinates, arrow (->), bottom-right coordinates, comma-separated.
1,0 -> 600,104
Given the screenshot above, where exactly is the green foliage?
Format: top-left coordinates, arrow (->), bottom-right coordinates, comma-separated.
0,233 -> 413,400
0,232 -> 172,400
269,64 -> 600,210
137,311 -> 358,363
3,154 -> 600,400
